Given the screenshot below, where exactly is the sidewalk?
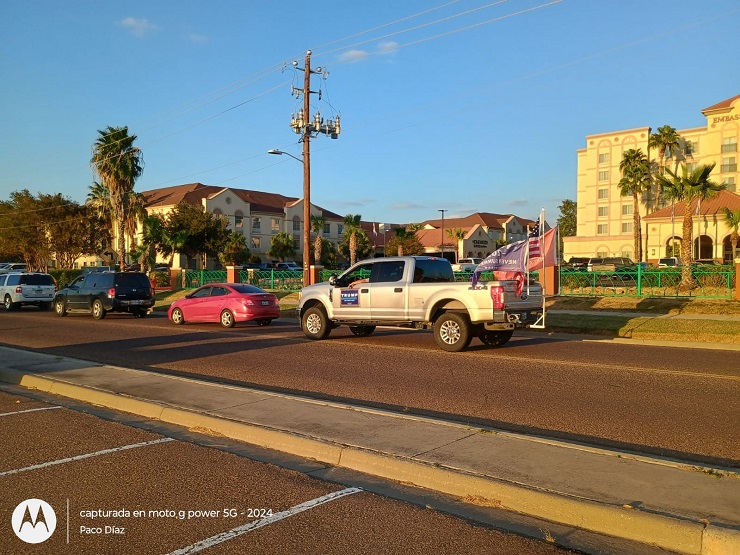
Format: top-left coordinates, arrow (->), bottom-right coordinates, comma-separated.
548,309 -> 740,322
1,346 -> 738,555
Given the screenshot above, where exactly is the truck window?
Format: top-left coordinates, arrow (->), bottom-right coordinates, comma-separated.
373,261 -> 405,283
336,264 -> 373,288
413,259 -> 454,283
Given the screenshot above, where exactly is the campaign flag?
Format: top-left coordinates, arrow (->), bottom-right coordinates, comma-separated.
474,239 -> 527,275
528,227 -> 557,271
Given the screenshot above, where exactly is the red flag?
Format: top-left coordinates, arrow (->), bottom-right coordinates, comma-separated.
528,227 -> 557,271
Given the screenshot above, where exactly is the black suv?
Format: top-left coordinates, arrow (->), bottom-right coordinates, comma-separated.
54,272 -> 154,319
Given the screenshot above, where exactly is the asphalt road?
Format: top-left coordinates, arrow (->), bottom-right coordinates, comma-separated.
1,309 -> 738,465
0,390 -> 571,555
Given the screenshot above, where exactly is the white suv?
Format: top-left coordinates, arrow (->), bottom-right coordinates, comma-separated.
0,272 -> 56,310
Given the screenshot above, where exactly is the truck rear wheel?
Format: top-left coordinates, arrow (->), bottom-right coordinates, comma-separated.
479,329 -> 513,347
434,312 -> 472,352
302,306 -> 331,340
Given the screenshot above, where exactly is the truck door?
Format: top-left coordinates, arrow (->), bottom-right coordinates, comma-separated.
368,260 -> 407,320
331,262 -> 373,320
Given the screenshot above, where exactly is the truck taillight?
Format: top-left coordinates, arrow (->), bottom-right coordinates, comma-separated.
491,285 -> 505,310
107,287 -> 116,297
15,286 -> 22,294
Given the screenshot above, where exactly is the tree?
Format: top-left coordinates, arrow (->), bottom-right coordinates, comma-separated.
268,232 -> 297,262
124,191 -> 147,258
339,228 -> 372,263
0,190 -> 49,270
387,227 -> 424,256
40,194 -> 94,269
90,126 -> 144,268
648,125 -> 681,209
129,214 -> 164,273
723,208 -> 740,260
655,163 -> 724,289
163,202 -> 230,268
311,215 -> 326,265
619,149 -> 651,261
556,199 -> 576,259
446,228 -> 467,262
343,214 -> 363,265
218,231 -> 253,267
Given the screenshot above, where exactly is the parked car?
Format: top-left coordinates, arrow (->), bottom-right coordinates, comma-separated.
0,272 -> 56,311
565,257 -> 589,269
451,258 -> 482,272
82,265 -> 116,274
53,271 -> 154,319
274,262 -> 302,272
168,283 -> 280,328
658,257 -> 681,268
0,263 -> 27,274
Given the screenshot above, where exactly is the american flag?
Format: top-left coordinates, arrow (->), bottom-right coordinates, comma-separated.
528,218 -> 541,258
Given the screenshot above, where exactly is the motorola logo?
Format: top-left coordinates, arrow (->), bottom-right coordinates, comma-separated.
12,498 -> 57,544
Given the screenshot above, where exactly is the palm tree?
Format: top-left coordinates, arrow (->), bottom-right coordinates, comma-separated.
446,228 -> 467,263
343,214 -> 363,265
392,227 -> 413,256
648,125 -> 681,209
124,191 -> 147,262
655,163 -> 724,289
723,208 -> 740,261
619,149 -> 651,262
311,215 -> 326,265
90,126 -> 144,268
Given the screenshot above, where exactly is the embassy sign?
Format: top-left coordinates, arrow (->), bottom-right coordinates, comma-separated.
712,113 -> 740,124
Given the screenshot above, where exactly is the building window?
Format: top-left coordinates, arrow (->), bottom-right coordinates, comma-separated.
598,153 -> 609,165
621,250 -> 632,259
252,217 -> 261,232
213,208 -> 223,216
597,224 -> 608,235
292,217 -> 300,231
250,237 -> 261,251
598,206 -> 608,217
597,188 -> 609,200
293,235 -> 300,248
722,137 -> 737,153
622,205 -> 633,215
235,211 -> 243,228
597,250 -> 608,257
271,218 -> 280,233
721,157 -> 737,173
723,177 -> 736,193
621,222 -> 633,233
338,224 -> 344,235
686,162 -> 699,173
685,139 -> 698,155
598,170 -> 609,182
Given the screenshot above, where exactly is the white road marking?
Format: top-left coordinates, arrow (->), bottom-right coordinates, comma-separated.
166,487 -> 363,555
0,406 -> 63,416
0,438 -> 173,476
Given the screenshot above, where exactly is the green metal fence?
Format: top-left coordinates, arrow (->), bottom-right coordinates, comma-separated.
559,265 -> 735,298
181,265 -> 736,298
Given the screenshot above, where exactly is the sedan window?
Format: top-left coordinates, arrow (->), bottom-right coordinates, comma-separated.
191,287 -> 212,299
210,287 -> 229,297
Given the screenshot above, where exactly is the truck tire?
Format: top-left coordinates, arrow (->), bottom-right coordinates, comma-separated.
479,329 -> 513,347
92,299 -> 106,319
434,312 -> 472,352
55,298 -> 67,317
302,306 -> 331,340
349,325 -> 375,337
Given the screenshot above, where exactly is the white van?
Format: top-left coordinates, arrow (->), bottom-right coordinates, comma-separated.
658,257 -> 680,267
451,258 -> 482,272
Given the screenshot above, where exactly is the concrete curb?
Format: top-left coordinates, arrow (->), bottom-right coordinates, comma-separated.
2,368 -> 738,555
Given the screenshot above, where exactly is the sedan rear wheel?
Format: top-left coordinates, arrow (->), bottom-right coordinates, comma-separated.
256,319 -> 272,326
171,307 -> 185,325
220,309 -> 235,328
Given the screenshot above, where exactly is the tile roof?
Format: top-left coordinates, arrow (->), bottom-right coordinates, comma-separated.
644,190 -> 740,219
142,183 -> 343,219
701,94 -> 740,114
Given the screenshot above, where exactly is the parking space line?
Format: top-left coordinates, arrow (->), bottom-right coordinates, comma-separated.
0,438 -> 174,477
0,406 -> 62,417
166,487 -> 363,555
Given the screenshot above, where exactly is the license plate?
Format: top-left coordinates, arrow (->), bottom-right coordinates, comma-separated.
130,300 -> 143,305
261,300 -> 270,306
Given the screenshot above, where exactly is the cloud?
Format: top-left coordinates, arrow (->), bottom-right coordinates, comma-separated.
505,199 -> 529,207
188,33 -> 209,44
377,41 -> 399,55
118,17 -> 159,38
391,202 -> 424,210
338,49 -> 369,63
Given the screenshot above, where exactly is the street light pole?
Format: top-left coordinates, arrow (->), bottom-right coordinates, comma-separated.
439,209 -> 447,260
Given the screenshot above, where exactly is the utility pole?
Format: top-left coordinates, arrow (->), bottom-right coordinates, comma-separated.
288,50 -> 341,287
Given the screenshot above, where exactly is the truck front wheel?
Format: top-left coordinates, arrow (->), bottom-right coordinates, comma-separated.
302,306 -> 331,340
434,312 -> 472,352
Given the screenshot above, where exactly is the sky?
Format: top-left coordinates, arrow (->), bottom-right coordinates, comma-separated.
2,0 -> 740,228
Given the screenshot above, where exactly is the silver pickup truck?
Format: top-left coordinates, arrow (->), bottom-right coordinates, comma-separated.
297,256 -> 544,352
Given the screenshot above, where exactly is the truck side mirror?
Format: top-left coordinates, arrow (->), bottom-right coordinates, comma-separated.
329,275 -> 337,286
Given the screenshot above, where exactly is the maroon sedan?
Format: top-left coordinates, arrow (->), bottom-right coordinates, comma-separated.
168,283 -> 280,328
